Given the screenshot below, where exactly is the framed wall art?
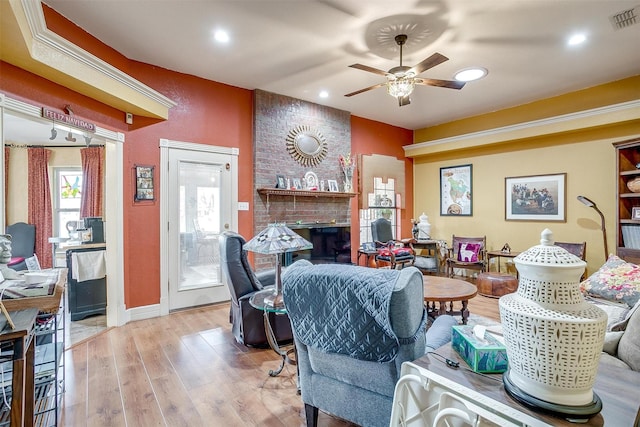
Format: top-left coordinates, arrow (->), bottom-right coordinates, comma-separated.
327,179 -> 339,192
134,165 -> 155,201
505,173 -> 566,221
440,164 -> 472,216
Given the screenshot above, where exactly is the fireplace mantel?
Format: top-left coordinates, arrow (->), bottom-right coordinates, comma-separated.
257,188 -> 355,212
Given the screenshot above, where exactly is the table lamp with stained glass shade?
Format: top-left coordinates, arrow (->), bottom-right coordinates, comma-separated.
244,223 -> 312,308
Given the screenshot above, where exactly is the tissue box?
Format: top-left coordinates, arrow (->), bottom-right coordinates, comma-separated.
451,325 -> 508,373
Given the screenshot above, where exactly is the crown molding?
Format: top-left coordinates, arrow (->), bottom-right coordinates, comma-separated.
405,99 -> 640,157
14,0 -> 175,119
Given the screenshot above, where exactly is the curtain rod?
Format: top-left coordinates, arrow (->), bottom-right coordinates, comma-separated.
4,143 -> 104,148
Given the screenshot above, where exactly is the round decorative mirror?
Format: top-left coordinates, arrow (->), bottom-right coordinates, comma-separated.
286,125 -> 328,167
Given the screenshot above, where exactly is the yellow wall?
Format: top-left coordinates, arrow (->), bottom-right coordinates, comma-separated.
411,76 -> 640,275
7,146 -> 81,224
414,136 -> 620,274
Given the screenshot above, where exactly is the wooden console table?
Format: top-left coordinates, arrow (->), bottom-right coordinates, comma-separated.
486,250 -> 520,275
402,238 -> 440,274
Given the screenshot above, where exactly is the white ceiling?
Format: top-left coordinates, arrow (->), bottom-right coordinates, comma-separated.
7,0 -> 640,140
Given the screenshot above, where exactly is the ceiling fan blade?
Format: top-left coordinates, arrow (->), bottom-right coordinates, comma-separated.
398,95 -> 411,107
349,63 -> 389,77
344,82 -> 387,97
415,78 -> 466,90
409,52 -> 449,75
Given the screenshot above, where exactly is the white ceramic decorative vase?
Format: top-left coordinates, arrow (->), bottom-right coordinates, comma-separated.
417,212 -> 431,239
499,229 -> 607,407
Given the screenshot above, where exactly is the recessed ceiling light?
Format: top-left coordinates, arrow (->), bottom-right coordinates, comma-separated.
213,29 -> 230,43
319,90 -> 329,98
567,32 -> 587,46
454,67 -> 488,82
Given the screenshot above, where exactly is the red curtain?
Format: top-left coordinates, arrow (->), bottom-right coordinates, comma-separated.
4,147 -> 9,223
80,146 -> 104,218
28,148 -> 53,268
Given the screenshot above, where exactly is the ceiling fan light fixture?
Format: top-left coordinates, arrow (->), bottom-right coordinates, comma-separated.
454,67 -> 487,82
387,76 -> 415,98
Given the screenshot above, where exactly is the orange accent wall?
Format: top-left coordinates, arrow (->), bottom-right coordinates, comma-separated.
351,116 -> 414,251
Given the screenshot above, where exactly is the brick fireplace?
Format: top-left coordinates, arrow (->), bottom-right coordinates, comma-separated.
253,90 -> 353,270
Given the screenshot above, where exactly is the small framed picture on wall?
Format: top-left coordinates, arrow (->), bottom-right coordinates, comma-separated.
134,165 -> 155,201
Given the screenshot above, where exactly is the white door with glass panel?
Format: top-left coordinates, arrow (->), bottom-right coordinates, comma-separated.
167,146 -> 235,310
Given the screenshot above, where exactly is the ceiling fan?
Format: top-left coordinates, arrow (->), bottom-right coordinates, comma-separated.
345,34 -> 465,107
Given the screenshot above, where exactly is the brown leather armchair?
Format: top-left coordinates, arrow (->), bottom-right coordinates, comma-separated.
219,231 -> 292,347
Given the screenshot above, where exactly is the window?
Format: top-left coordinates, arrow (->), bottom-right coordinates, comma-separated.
53,168 -> 82,238
360,177 -> 399,243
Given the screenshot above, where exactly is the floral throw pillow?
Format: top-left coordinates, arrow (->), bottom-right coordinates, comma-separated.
457,242 -> 481,262
580,255 -> 640,308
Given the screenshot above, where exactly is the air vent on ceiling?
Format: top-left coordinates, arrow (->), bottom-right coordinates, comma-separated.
610,5 -> 640,29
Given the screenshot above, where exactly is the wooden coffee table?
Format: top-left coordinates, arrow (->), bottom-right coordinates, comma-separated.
423,276 -> 477,324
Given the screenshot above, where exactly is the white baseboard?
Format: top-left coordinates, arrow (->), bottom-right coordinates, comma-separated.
127,303 -> 162,322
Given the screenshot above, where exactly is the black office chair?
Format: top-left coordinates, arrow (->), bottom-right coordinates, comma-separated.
6,222 -> 36,271
219,231 -> 293,347
371,218 -> 414,269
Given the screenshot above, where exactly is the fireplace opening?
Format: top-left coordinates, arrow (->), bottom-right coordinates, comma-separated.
285,225 -> 351,265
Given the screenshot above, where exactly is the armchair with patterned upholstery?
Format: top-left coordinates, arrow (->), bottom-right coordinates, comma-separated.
446,235 -> 487,278
371,218 -> 414,269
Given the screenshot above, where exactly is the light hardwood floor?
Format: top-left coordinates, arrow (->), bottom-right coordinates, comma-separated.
61,282 -> 501,427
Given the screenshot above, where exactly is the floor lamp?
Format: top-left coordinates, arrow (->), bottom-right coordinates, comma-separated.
244,223 -> 312,308
577,195 -> 608,261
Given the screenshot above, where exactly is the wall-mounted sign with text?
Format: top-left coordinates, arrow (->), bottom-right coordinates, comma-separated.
42,107 -> 96,133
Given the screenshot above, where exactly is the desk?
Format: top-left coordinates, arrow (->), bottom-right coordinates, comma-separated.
249,288 -> 296,377
0,308 -> 38,427
406,343 -> 640,426
486,250 -> 520,274
423,276 -> 477,324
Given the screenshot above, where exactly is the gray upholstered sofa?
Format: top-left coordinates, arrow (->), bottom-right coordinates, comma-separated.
600,299 -> 640,371
282,260 -> 456,427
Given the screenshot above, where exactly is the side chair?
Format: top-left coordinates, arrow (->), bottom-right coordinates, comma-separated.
371,217 -> 414,269
446,235 -> 487,278
556,241 -> 587,280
